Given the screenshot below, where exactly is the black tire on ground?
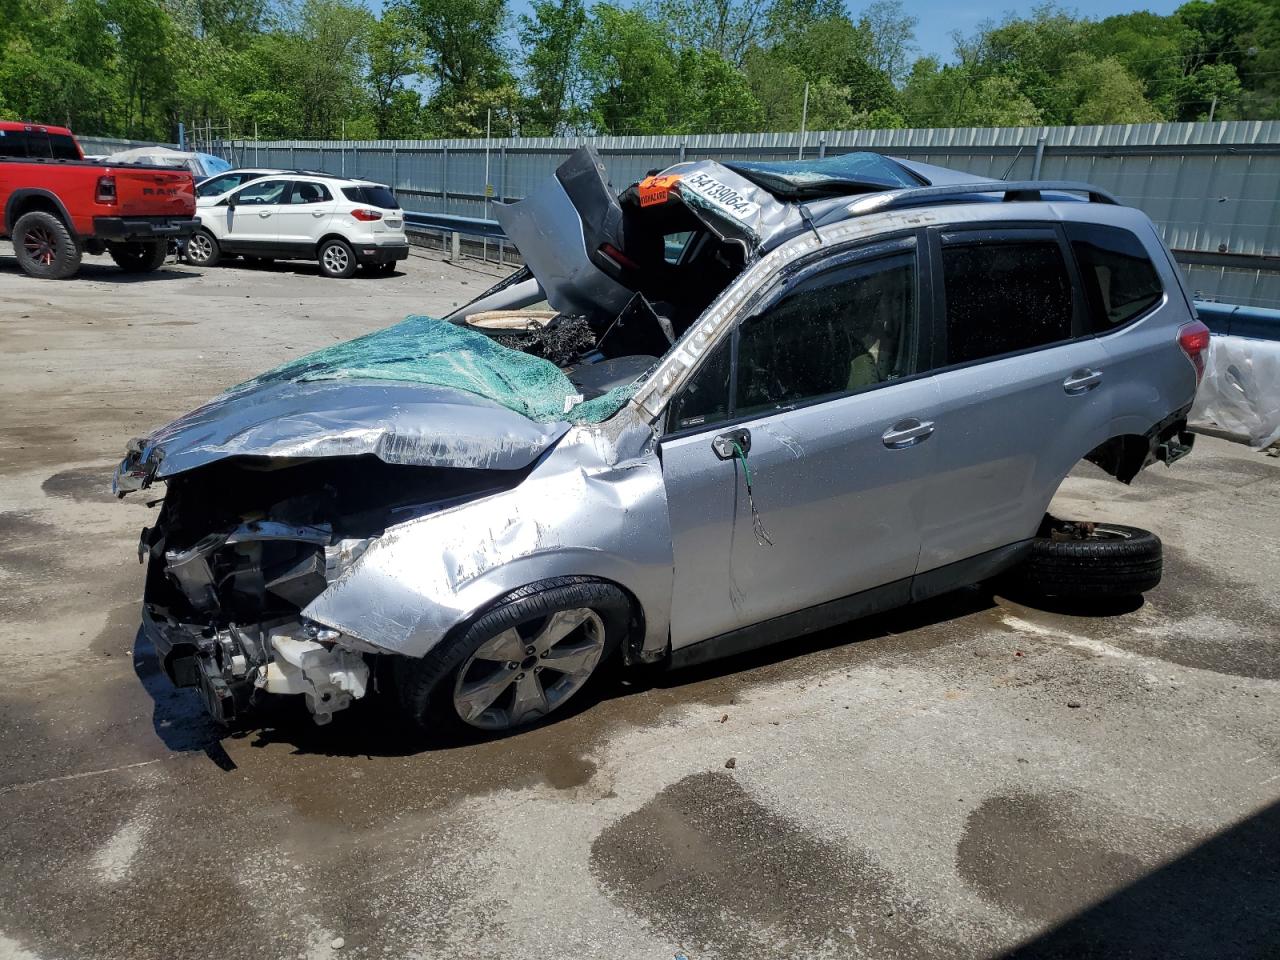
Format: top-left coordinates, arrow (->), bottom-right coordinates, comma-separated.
107,240 -> 168,273
1013,520 -> 1162,598
185,228 -> 221,267
318,238 -> 357,278
393,576 -> 632,738
12,210 -> 82,279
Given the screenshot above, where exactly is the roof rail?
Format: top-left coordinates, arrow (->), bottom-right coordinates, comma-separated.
829,179 -> 1120,222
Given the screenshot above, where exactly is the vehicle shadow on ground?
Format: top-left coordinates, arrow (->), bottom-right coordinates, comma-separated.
134,582 -> 1139,765
223,258 -> 400,279
996,797 -> 1280,959
0,255 -> 198,283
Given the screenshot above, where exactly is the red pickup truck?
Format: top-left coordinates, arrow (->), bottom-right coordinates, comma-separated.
0,122 -> 198,279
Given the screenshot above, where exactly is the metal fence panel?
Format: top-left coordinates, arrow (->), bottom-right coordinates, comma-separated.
155,120 -> 1280,305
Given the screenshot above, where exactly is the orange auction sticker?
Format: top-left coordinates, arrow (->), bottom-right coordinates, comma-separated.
638,174 -> 681,207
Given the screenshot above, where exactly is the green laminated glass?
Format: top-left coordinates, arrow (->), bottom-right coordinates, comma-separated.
237,316 -> 637,424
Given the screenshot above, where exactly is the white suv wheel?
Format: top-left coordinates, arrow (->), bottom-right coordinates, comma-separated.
319,239 -> 355,278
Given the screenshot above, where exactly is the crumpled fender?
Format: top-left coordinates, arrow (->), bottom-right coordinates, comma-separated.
302,410 -> 674,662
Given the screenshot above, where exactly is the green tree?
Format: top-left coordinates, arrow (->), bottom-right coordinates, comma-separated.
367,6 -> 424,137
402,0 -> 508,93
658,0 -> 773,67
519,0 -> 588,134
858,0 -> 917,86
580,5 -> 680,134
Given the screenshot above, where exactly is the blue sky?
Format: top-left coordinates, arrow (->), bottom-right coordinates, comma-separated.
363,0 -> 1188,63
904,0 -> 1184,60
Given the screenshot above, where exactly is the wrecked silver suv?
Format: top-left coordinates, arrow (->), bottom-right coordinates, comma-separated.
115,147 -> 1207,731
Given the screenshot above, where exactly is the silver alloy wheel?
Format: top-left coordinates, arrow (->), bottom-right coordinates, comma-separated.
452,608 -> 607,731
188,232 -> 213,263
322,243 -> 349,275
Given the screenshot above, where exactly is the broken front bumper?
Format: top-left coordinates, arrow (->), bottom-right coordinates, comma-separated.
141,606 -> 369,725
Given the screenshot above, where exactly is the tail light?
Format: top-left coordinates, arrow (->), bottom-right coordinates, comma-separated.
598,242 -> 639,272
1177,320 -> 1211,386
351,208 -> 382,222
95,175 -> 117,204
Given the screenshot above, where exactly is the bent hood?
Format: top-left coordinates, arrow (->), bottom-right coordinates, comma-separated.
113,315 -> 644,491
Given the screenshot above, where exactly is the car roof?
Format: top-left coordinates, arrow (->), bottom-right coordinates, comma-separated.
0,121 -> 75,136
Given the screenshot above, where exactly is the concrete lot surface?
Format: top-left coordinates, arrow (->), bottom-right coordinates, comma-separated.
1,248 -> 1277,960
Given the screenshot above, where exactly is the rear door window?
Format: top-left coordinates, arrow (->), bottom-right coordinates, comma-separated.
287,181 -> 332,203
939,232 -> 1074,365
1065,222 -> 1164,331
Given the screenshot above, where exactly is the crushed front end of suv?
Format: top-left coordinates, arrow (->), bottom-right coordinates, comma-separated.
115,147 -> 1206,732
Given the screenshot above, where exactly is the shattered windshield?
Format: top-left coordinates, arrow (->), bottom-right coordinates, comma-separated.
724,152 -> 923,199
233,316 -> 638,425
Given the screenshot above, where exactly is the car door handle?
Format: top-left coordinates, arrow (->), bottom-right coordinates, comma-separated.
257,211 -> 272,218
312,211 -> 327,217
881,418 -> 935,449
1063,368 -> 1103,394
712,427 -> 751,460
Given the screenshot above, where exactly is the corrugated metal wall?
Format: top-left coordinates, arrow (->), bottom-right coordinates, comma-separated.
229,121 -> 1280,306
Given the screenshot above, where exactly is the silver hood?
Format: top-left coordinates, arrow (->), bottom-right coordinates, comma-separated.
114,378 -> 570,492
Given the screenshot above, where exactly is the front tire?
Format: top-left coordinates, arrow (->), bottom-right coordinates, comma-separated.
318,238 -> 357,278
12,211 -> 81,279
1012,519 -> 1162,598
394,577 -> 631,737
107,240 -> 167,273
185,228 -> 221,267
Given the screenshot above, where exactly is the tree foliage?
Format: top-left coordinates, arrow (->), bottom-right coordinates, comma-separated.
0,0 -> 1274,140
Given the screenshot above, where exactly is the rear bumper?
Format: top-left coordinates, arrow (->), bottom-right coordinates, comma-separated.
93,216 -> 198,241
354,241 -> 409,265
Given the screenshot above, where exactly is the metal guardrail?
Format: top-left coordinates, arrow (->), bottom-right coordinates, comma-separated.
404,210 -> 1280,343
403,211 -> 504,239
1194,301 -> 1280,341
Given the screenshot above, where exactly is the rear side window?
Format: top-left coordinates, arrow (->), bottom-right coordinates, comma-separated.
941,236 -> 1073,365
49,134 -> 79,160
1066,223 -> 1163,331
342,185 -> 400,209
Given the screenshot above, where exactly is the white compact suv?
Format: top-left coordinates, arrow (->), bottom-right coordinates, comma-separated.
186,174 -> 409,277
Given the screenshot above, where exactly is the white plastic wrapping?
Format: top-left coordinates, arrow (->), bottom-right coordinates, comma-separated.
1189,334 -> 1280,448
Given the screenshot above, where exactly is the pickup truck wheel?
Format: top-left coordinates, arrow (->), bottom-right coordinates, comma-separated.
13,211 -> 81,279
1012,519 -> 1162,598
318,238 -> 357,278
107,240 -> 168,273
185,229 -> 220,267
394,577 -> 631,738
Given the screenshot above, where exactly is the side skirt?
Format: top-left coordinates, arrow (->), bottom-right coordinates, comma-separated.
667,540 -> 1032,671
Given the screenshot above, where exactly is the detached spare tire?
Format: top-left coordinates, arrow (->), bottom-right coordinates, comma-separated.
1013,519 -> 1162,598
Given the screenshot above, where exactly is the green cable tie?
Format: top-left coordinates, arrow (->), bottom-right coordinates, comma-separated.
730,439 -> 752,487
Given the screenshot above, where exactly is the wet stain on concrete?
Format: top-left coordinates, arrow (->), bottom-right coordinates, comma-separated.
591,771 -> 956,958
956,792 -> 1150,923
1119,548 -> 1280,680
0,513 -> 64,617
42,464 -> 118,503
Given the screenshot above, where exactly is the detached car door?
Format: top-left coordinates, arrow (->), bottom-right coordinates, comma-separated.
914,225 -> 1111,578
660,236 -> 942,650
221,178 -> 290,253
